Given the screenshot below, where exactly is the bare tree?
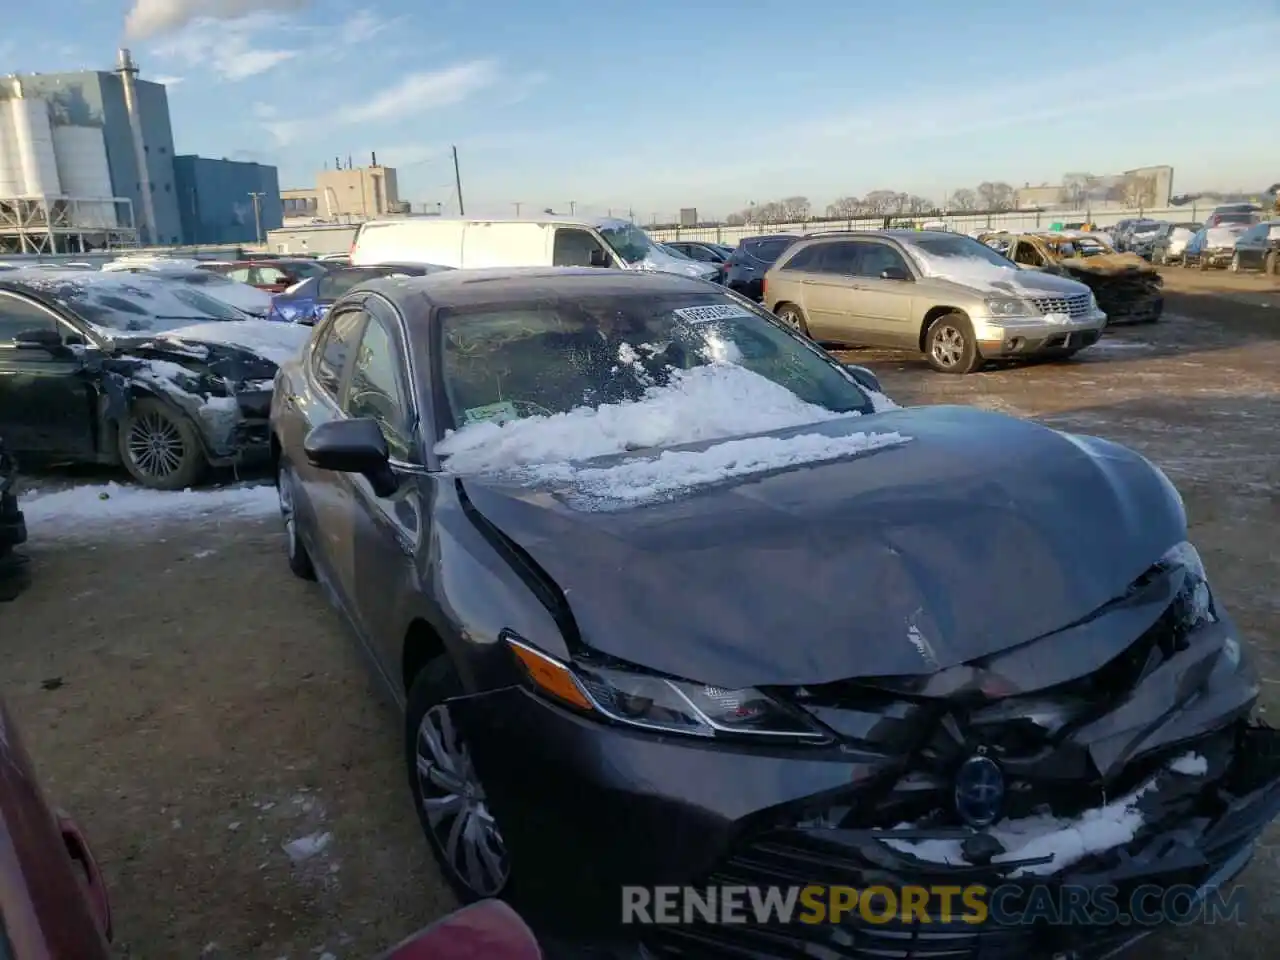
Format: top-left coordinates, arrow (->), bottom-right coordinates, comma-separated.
862,190 -> 899,215
906,195 -> 934,214
1060,173 -> 1093,209
756,201 -> 785,223
826,196 -> 863,218
1122,174 -> 1157,208
976,181 -> 1015,212
948,188 -> 977,211
779,196 -> 811,221
725,212 -> 747,226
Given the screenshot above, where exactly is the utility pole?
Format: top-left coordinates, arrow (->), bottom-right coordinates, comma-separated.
569,200 -> 576,215
248,192 -> 264,244
451,146 -> 465,215
513,202 -> 522,217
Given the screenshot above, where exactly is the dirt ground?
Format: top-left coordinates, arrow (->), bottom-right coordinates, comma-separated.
1,264 -> 1278,959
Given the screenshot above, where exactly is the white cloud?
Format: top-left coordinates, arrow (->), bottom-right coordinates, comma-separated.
375,144 -> 446,168
336,61 -> 500,124
149,11 -> 302,81
124,0 -> 310,40
151,74 -> 185,86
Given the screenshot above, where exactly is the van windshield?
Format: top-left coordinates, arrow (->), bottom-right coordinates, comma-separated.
599,223 -> 659,264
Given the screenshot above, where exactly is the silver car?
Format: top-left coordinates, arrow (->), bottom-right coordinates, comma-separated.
762,231 -> 1107,374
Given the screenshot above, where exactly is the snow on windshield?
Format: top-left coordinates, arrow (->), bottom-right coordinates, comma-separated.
436,362 -> 909,506
906,235 -> 1020,292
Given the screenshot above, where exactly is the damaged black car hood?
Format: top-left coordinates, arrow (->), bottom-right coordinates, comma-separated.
459,406 -> 1187,689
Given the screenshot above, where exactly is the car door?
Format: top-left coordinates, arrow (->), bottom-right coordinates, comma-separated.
339,297 -> 425,674
797,241 -> 880,344
293,306 -> 368,609
846,241 -> 917,346
0,291 -> 97,459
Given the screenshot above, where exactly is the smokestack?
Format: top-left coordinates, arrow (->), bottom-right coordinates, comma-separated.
371,151 -> 377,166
347,154 -> 353,170
116,48 -> 158,245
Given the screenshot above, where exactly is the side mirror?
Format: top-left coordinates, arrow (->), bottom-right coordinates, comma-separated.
14,328 -> 64,350
844,363 -> 882,394
303,418 -> 398,497
589,248 -> 612,268
879,267 -> 911,281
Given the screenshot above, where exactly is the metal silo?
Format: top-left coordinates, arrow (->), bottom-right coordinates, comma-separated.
0,100 -> 23,197
7,80 -> 62,197
52,125 -> 118,227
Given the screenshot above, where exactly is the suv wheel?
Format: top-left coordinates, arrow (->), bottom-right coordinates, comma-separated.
925,313 -> 981,374
1229,252 -> 1240,272
1266,251 -> 1277,276
774,303 -> 809,335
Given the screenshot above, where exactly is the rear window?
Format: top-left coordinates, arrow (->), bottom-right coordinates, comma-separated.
1215,212 -> 1256,225
742,238 -> 797,263
316,265 -> 431,300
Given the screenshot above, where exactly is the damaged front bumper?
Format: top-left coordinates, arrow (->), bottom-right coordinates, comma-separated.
974,311 -> 1106,357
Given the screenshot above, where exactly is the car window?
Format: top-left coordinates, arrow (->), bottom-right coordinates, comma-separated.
0,292 -> 60,343
779,245 -> 822,271
855,243 -> 910,278
688,245 -> 718,262
1241,224 -> 1266,241
344,312 -> 412,459
228,267 -> 255,284
1012,241 -> 1046,267
743,238 -> 796,264
257,266 -> 290,284
312,309 -> 367,398
812,242 -> 861,275
553,228 -> 608,267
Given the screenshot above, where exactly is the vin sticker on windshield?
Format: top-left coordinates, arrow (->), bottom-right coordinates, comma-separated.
462,400 -> 518,425
672,304 -> 754,324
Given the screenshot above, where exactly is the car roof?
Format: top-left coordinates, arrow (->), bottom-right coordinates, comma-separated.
356,266 -> 719,317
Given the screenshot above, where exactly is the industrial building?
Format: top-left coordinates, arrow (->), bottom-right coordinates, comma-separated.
282,159 -> 403,224
1,49 -> 282,252
174,156 -> 282,245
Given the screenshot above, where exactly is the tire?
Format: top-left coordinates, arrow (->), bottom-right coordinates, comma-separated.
117,398 -> 206,490
277,459 -> 315,580
1266,251 -> 1278,276
1198,254 -> 1210,271
406,655 -> 514,905
924,312 -> 981,374
773,303 -> 809,335
1230,252 -> 1240,272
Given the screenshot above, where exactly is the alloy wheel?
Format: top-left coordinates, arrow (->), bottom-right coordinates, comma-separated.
125,411 -> 186,480
1230,253 -> 1240,272
931,325 -> 966,368
415,704 -> 509,896
777,307 -> 803,331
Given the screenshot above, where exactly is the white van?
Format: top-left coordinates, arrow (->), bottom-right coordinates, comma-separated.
349,216 -> 721,281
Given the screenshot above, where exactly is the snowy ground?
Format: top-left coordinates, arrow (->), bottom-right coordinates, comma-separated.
0,267 -> 1277,958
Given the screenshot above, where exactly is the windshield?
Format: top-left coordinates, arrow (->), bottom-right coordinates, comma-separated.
1215,212 -> 1256,225
284,260 -> 329,279
10,272 -> 243,333
435,291 -> 874,461
910,234 -> 1016,269
599,223 -> 659,264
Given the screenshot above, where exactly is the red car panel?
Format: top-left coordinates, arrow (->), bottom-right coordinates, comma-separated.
0,700 -> 111,959
377,900 -> 541,960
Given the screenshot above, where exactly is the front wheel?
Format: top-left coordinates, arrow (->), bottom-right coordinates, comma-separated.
277,460 -> 315,580
406,656 -> 513,905
925,313 -> 981,374
1198,254 -> 1210,271
117,398 -> 205,490
1230,253 -> 1240,272
1266,251 -> 1278,276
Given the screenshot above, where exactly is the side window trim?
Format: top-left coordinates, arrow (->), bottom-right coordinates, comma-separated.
342,308 -> 416,461
308,306 -> 367,406
0,291 -> 64,344
364,295 -> 423,465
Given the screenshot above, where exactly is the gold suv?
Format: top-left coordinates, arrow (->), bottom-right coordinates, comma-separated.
762,230 -> 1107,373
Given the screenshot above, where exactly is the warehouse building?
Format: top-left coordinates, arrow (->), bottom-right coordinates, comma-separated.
174,156 -> 282,245
1,49 -> 281,252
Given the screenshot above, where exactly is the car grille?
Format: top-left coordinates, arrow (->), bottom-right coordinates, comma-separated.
1028,293 -> 1091,317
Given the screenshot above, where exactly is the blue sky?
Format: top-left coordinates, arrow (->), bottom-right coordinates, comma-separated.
4,0 -> 1279,220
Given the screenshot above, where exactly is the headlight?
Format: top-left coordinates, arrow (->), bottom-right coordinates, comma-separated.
506,635 -> 829,742
1158,540 -> 1216,629
985,297 -> 1035,317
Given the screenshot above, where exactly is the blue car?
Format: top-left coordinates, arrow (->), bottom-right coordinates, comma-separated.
268,262 -> 453,324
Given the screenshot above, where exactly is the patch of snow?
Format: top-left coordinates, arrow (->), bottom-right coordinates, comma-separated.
907,247 -> 1021,293
866,388 -> 899,412
283,831 -> 332,862
157,321 -> 310,366
20,482 -> 278,536
1168,751 -> 1208,776
198,395 -> 242,435
437,363 -> 865,474
521,429 -> 912,507
881,778 -> 1157,878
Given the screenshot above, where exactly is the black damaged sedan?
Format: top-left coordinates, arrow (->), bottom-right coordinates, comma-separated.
0,270 -> 308,488
270,267 -> 1280,958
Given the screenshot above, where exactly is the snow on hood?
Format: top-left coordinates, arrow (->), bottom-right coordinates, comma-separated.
155,320 -> 311,366
1205,225 -> 1246,248
633,246 -> 719,279
435,362 -> 867,475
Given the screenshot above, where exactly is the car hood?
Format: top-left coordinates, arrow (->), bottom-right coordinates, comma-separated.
927,265 -> 1089,299
629,246 -> 720,280
459,406 -> 1186,688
